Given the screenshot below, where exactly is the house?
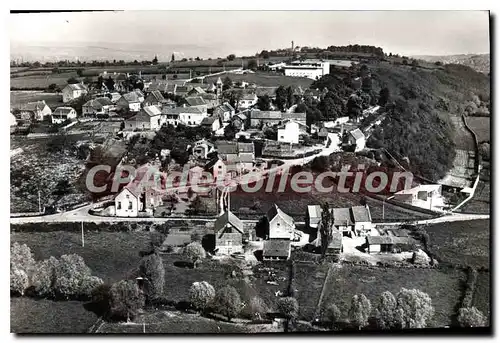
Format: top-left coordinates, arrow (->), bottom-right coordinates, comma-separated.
99,72 -> 128,92
148,81 -> 169,94
19,100 -> 52,121
332,205 -> 373,237
231,113 -> 248,131
82,97 -> 114,116
393,184 -> 444,210
188,86 -> 206,96
183,96 -> 208,113
108,92 -> 122,103
348,128 -> 366,152
278,121 -> 300,144
177,107 -> 208,126
116,92 -> 143,112
282,112 -> 307,127
365,235 -> 413,254
10,112 -> 17,128
62,83 -> 88,103
266,204 -> 295,240
283,60 -> 330,80
175,85 -> 193,97
249,110 -> 282,128
205,157 -> 226,181
200,93 -> 219,109
51,107 -> 77,124
311,228 -> 343,255
263,240 -> 291,261
124,105 -> 163,131
193,139 -> 215,159
214,211 -> 244,255
144,90 -> 167,107
214,103 -> 236,122
238,93 -> 258,109
114,185 -> 142,217
201,116 -> 221,133
306,205 -> 322,230
216,141 -> 255,166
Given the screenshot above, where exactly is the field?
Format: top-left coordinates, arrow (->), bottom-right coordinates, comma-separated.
205,71 -> 314,88
11,298 -> 98,333
318,265 -> 467,327
11,231 -> 151,283
459,180 -> 490,214
11,71 -> 79,89
472,272 -> 491,322
10,91 -> 64,109
466,116 -> 491,142
424,219 -> 490,269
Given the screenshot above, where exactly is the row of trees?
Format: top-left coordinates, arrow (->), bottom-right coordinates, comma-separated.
10,243 -> 103,299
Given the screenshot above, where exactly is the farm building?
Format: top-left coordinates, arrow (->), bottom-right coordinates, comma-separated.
124,105 -> 163,131
347,128 -> 366,152
266,204 -> 296,240
62,83 -> 88,103
214,211 -> 244,255
19,100 -> 52,121
82,97 -> 114,116
365,235 -> 414,254
249,110 -> 282,128
116,91 -> 143,112
51,107 -> 77,124
144,90 -> 167,107
183,96 -> 208,113
263,239 -> 291,261
308,205 -> 373,237
392,184 -> 445,211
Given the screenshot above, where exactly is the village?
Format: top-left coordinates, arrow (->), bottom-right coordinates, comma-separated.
9,11 -> 491,334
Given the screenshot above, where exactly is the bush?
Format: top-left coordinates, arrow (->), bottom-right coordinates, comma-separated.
10,268 -> 29,296
189,281 -> 215,313
11,242 -> 36,275
149,231 -> 166,251
53,254 -> 93,299
458,307 -> 487,327
91,284 -> 112,315
80,276 -> 104,298
324,303 -> 341,328
109,280 -> 145,321
183,242 -> 206,268
212,285 -> 242,321
32,257 -> 60,297
139,253 -> 165,300
461,267 -> 478,308
395,288 -> 434,328
348,294 -> 371,329
241,296 -> 269,320
277,297 -> 299,320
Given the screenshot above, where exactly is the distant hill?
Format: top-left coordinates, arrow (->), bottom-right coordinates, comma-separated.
412,54 -> 490,74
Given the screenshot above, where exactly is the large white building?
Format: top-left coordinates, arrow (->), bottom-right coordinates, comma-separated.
283,60 -> 330,80
278,120 -> 300,144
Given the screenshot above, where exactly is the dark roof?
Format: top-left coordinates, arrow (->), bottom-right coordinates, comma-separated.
366,235 -> 411,245
263,239 -> 291,258
201,116 -> 217,125
204,157 -> 221,171
147,90 -> 166,102
176,85 -> 192,94
83,99 -> 104,110
162,106 -> 204,115
214,211 -> 244,233
95,97 -> 113,106
216,142 -> 238,155
185,96 -> 207,106
328,230 -> 343,250
282,112 -> 306,123
20,101 -> 48,112
237,142 -> 254,153
64,83 -> 87,91
201,93 -> 217,100
250,110 -> 282,120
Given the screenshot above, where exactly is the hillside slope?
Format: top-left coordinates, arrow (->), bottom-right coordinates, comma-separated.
412,54 -> 490,74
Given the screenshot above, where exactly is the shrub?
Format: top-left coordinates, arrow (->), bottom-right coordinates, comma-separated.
324,303 -> 341,328
348,294 -> 371,330
395,288 -> 434,328
10,268 -> 29,296
53,254 -> 92,299
11,242 -> 36,276
32,257 -> 60,297
109,280 -> 145,321
241,296 -> 269,320
91,284 -> 112,315
149,231 -> 166,251
462,267 -> 478,308
139,253 -> 165,300
277,297 -> 299,320
212,285 -> 242,321
80,276 -> 104,298
374,291 -> 397,329
183,242 -> 206,268
189,281 -> 216,313
458,307 -> 487,327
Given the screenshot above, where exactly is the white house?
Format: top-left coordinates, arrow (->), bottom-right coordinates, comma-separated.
393,184 -> 445,210
114,186 -> 141,217
124,105 -> 163,131
51,107 -> 77,124
348,128 -> 366,152
193,139 -> 215,159
62,83 -> 88,103
332,205 -> 373,237
283,60 -> 330,80
307,205 -> 322,230
277,120 -> 300,144
82,97 -> 114,116
116,91 -> 143,112
238,93 -> 258,110
214,103 -> 236,122
266,204 -> 295,240
201,116 -> 221,133
19,100 -> 52,121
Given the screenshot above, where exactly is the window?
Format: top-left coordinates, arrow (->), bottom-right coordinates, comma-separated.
117,202 -> 121,210
128,201 -> 133,210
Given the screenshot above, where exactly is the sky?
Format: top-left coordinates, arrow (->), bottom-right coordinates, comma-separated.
9,11 -> 490,58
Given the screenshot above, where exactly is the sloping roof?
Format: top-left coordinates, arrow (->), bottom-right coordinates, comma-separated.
204,157 -> 222,171
176,85 -> 192,94
351,206 -> 371,222
95,97 -> 113,106
216,142 -> 238,155
307,205 -> 322,219
250,110 -> 282,120
366,235 -> 411,245
185,96 -> 207,106
349,128 -> 365,141
266,204 -> 294,226
332,207 -> 353,226
201,116 -> 217,125
122,92 -> 141,103
162,106 -> 205,115
395,184 -> 441,195
142,105 -> 162,117
215,103 -> 235,113
148,81 -> 169,93
282,112 -> 306,123
147,90 -> 166,102
241,93 -> 257,101
166,84 -> 177,93
20,101 -> 48,112
214,211 -> 244,233
83,99 -> 104,110
263,239 -> 291,258
64,83 -> 87,91
237,142 -> 254,153
328,230 -> 343,250
53,107 -> 75,116
191,86 -> 206,94
201,93 -> 217,100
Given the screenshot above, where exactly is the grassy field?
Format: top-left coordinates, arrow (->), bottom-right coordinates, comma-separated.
11,231 -> 151,283
424,219 -> 490,269
466,116 -> 491,142
319,265 -> 467,327
473,271 -> 491,322
11,71 -> 79,89
459,180 -> 490,214
10,297 -> 98,333
10,91 -> 64,109
293,262 -> 330,321
205,71 -> 314,88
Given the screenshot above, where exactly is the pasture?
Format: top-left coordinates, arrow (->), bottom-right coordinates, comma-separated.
466,116 -> 491,142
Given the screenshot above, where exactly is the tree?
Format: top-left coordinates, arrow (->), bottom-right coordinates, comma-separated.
183,242 -> 206,268
152,55 -> 158,65
104,76 -> 115,91
223,76 -> 232,91
319,201 -> 333,258
227,54 -> 236,61
189,281 -> 216,313
348,294 -> 372,330
275,85 -> 288,111
76,69 -> 83,77
260,50 -> 270,59
149,231 -> 166,252
139,253 -> 165,300
11,242 -> 36,274
247,59 -> 257,70
224,123 -> 237,140
325,303 -> 341,328
53,254 -> 93,299
378,87 -> 390,106
402,59 -> 408,65
374,291 -> 397,329
361,77 -> 372,93
242,296 -> 269,320
256,95 -> 271,111
458,307 -> 487,327
47,83 -> 59,92
212,285 -> 242,321
394,288 -> 434,328
32,257 -> 60,297
10,268 -> 29,296
109,280 -> 145,321
79,276 -> 104,298
171,53 -> 175,62
67,77 -> 79,84
277,297 -> 299,332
